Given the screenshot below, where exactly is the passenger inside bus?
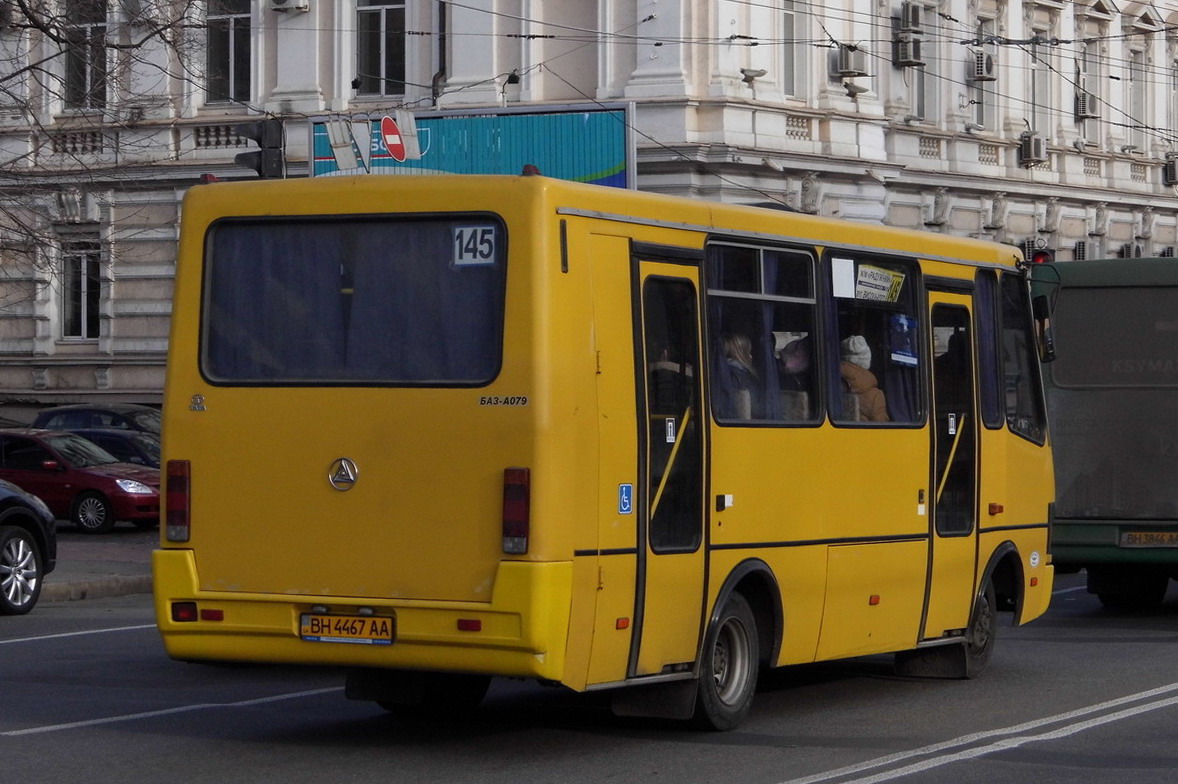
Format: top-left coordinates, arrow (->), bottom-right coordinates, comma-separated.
840,335 -> 889,422
935,331 -> 971,409
648,345 -> 694,417
723,333 -> 760,419
778,336 -> 813,420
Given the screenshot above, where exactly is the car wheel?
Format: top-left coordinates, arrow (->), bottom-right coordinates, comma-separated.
72,491 -> 116,534
0,525 -> 43,615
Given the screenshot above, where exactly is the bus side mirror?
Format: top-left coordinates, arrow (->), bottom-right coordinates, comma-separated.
1032,294 -> 1055,363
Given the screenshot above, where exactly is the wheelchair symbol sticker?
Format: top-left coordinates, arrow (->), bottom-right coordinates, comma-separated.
618,484 -> 633,515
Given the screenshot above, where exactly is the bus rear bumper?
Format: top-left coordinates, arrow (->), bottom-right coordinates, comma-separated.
1051,519 -> 1178,568
152,549 -> 573,682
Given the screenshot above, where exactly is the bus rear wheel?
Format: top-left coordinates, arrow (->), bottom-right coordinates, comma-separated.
1090,566 -> 1168,611
693,593 -> 759,731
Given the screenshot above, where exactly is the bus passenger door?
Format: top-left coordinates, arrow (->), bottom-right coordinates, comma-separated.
632,267 -> 707,677
923,296 -> 979,637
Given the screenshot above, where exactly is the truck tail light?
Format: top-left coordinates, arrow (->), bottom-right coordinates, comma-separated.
502,467 -> 530,554
166,460 -> 191,542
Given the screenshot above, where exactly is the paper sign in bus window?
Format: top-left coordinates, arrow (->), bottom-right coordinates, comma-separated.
856,264 -> 905,302
832,258 -> 856,298
890,314 -> 918,366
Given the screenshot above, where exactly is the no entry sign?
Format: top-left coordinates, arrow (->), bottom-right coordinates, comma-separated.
380,115 -> 407,162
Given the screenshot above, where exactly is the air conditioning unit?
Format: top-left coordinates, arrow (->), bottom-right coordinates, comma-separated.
270,0 -> 309,10
899,2 -> 924,32
1117,243 -> 1141,259
1022,239 -> 1039,259
1019,134 -> 1048,167
1161,246 -> 1176,258
1163,158 -> 1178,186
1074,241 -> 1087,261
836,46 -> 869,77
1075,91 -> 1099,120
893,34 -> 924,67
972,51 -> 997,82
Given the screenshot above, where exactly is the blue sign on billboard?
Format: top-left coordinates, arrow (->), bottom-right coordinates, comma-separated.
310,103 -> 633,188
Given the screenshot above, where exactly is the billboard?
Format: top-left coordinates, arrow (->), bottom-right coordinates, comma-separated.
310,103 -> 633,188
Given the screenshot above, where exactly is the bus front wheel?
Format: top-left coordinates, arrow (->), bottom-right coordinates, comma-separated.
963,579 -> 997,677
693,593 -> 759,731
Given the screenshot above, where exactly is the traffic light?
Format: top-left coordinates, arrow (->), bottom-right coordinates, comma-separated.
1029,248 -> 1055,264
233,118 -> 284,178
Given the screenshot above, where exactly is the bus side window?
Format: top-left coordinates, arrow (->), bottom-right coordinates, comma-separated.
1000,273 -> 1048,442
707,243 -> 819,425
975,270 -> 1005,429
828,257 -> 921,425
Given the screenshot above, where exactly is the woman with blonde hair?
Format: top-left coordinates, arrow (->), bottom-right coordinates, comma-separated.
723,333 -> 758,419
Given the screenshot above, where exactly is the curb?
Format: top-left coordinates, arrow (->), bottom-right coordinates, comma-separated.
42,575 -> 153,603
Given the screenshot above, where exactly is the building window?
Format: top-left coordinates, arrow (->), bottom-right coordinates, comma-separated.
207,0 -> 251,104
1128,50 -> 1146,150
62,241 -> 101,339
1029,34 -> 1052,138
782,0 -> 800,97
357,0 -> 406,96
911,5 -> 937,123
971,19 -> 996,130
64,0 -> 107,111
1170,60 -> 1178,140
1078,40 -> 1101,144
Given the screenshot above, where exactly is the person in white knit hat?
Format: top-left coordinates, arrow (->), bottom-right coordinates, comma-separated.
839,335 -> 889,422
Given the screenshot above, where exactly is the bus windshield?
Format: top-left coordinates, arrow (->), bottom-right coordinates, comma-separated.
202,216 -> 507,385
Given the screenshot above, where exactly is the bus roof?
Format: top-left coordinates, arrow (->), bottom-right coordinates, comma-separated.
186,174 -> 1023,271
1039,257 -> 1178,288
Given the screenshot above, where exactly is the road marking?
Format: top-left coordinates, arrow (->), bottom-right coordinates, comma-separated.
1051,585 -> 1087,596
778,681 -> 1178,784
1,688 -> 341,737
0,624 -> 156,646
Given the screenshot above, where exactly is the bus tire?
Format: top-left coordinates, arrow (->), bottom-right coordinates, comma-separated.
1092,567 -> 1168,611
894,578 -> 996,679
964,579 -> 997,678
693,593 -> 759,731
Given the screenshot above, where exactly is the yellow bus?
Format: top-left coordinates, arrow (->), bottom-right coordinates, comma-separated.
154,173 -> 1054,730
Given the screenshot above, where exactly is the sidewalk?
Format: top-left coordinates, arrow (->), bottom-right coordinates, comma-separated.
42,525 -> 156,602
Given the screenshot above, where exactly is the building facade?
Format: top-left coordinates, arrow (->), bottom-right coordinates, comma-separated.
0,0 -> 1174,407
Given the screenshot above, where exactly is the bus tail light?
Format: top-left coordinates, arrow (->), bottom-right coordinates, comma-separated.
166,460 -> 191,542
502,467 -> 530,554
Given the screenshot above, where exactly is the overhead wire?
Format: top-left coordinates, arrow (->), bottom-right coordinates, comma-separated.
286,2 -> 1178,179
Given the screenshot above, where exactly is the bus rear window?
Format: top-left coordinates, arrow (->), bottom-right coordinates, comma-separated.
201,217 -> 507,385
1052,286 -> 1178,388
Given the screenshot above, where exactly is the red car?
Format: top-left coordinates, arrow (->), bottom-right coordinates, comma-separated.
0,429 -> 160,534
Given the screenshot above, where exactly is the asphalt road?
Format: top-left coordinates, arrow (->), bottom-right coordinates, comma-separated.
2,574 -> 1177,783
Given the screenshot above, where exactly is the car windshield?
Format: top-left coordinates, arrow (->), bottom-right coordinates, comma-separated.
131,433 -> 161,464
44,433 -> 119,467
127,409 -> 162,433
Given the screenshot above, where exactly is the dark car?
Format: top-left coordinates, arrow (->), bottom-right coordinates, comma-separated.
69,429 -> 161,469
31,403 -> 161,435
0,429 -> 160,534
0,477 -> 57,615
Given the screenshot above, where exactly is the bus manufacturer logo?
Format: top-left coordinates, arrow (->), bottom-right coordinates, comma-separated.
328,458 -> 359,491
